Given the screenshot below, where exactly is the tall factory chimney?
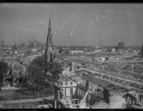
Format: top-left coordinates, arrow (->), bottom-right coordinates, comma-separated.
2,40 -> 4,49
142,44 -> 143,57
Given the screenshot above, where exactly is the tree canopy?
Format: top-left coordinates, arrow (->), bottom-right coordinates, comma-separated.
27,55 -> 63,96
0,61 -> 9,91
0,61 -> 9,80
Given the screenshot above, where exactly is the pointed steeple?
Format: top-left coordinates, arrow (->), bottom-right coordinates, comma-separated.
48,18 -> 53,48
48,18 -> 51,31
44,18 -> 53,62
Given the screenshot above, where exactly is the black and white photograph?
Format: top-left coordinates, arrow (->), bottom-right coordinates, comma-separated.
0,3 -> 143,109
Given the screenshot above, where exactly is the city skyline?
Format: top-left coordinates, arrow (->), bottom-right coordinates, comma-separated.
0,3 -> 143,46
0,4 -> 143,108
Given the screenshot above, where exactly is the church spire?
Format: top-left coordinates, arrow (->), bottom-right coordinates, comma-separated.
44,18 -> 53,62
48,18 -> 51,31
48,18 -> 53,48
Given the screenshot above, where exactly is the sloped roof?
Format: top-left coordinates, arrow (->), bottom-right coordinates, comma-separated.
110,88 -> 128,95
59,76 -> 70,82
71,76 -> 86,86
89,82 -> 98,90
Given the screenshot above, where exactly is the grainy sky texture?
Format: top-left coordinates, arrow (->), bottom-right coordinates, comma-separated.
0,3 -> 143,46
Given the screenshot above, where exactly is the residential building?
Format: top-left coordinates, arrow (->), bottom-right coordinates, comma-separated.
70,50 -> 84,54
57,77 -> 77,98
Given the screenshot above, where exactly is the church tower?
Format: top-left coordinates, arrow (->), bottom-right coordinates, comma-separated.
45,18 -> 53,62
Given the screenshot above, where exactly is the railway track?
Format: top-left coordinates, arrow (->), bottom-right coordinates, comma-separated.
78,68 -> 143,85
65,58 -> 143,83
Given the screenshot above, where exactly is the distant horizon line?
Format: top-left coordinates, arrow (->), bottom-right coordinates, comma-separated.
0,45 -> 142,48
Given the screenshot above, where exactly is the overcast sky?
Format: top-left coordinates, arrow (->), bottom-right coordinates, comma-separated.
0,3 -> 143,46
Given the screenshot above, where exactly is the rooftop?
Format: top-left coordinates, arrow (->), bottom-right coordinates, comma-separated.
70,75 -> 86,86
110,88 -> 127,95
91,99 -> 109,109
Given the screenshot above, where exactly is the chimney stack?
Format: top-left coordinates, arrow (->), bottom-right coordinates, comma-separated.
142,44 -> 143,57
2,40 -> 4,49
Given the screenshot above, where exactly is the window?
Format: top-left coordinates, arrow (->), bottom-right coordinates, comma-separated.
79,89 -> 81,95
78,88 -> 80,95
82,91 -> 84,96
80,90 -> 82,96
88,94 -> 90,100
70,81 -> 73,85
65,81 -> 68,85
70,88 -> 73,95
81,90 -> 83,96
63,88 -> 65,95
61,89 -> 63,93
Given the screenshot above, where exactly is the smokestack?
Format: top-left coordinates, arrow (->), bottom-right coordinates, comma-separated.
2,40 -> 4,49
142,44 -> 143,57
